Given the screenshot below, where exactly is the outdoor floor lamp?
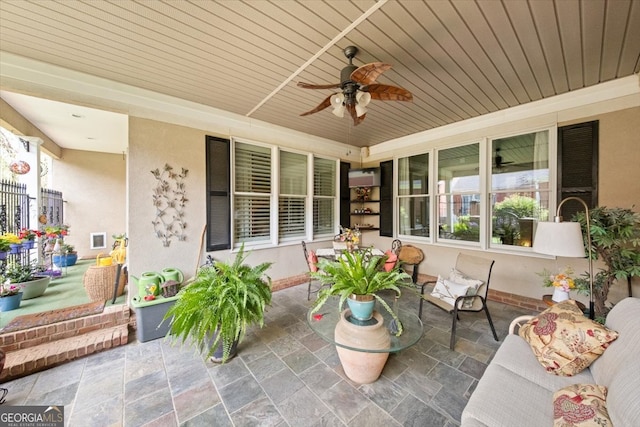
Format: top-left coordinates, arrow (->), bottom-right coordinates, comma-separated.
533,197 -> 594,319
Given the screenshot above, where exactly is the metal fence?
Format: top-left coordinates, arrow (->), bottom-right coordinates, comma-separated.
0,180 -> 30,234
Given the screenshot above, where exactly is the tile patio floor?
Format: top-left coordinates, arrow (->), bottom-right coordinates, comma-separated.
1,283 -> 535,426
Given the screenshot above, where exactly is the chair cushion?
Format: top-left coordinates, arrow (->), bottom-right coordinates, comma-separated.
397,245 -> 424,264
383,250 -> 398,272
553,384 -> 611,426
449,268 -> 483,308
430,275 -> 473,308
307,251 -> 318,272
519,300 -> 619,376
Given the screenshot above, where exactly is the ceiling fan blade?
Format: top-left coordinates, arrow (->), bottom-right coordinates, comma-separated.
300,94 -> 336,116
364,84 -> 413,102
297,82 -> 341,90
350,62 -> 392,85
346,104 -> 366,126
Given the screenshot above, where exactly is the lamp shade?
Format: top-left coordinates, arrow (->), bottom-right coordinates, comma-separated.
533,221 -> 586,258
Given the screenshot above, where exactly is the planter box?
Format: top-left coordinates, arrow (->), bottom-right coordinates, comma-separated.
131,295 -> 179,342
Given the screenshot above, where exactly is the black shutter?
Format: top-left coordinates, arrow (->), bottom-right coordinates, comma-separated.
557,121 -> 598,221
379,160 -> 393,237
206,136 -> 231,250
340,162 -> 350,229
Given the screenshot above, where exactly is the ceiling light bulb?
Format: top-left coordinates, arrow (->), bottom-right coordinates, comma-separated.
355,104 -> 367,117
330,93 -> 344,108
356,91 -> 371,107
333,104 -> 345,118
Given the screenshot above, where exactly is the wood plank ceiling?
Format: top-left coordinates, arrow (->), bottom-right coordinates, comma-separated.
0,0 -> 639,147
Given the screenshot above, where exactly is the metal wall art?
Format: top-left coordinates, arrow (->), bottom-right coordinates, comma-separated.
151,164 -> 188,247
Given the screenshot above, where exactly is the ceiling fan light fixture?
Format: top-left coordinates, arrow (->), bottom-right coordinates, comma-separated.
331,93 -> 345,117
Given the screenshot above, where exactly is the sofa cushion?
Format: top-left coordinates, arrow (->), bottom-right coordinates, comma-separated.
461,363 -> 556,427
518,300 -> 618,376
589,297 -> 640,427
553,384 -> 611,426
491,335 -> 594,392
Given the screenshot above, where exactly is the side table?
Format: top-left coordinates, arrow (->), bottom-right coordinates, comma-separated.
542,294 -> 586,312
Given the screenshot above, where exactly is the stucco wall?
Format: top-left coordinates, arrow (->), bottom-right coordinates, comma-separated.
51,149 -> 126,257
125,106 -> 640,307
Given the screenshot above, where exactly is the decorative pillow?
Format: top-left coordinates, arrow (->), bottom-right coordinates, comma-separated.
519,300 -> 619,376
383,250 -> 398,272
553,384 -> 611,426
430,275 -> 472,308
449,268 -> 483,308
307,251 -> 319,272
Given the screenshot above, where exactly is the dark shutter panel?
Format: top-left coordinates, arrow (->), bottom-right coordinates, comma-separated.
206,136 -> 231,250
379,160 -> 393,237
557,121 -> 598,221
340,162 -> 350,229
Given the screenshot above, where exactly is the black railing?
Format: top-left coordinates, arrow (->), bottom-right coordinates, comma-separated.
0,180 -> 30,234
40,187 -> 64,228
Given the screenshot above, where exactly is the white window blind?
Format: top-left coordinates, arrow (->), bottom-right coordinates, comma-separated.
234,142 -> 272,243
279,151 -> 306,239
313,157 -> 336,235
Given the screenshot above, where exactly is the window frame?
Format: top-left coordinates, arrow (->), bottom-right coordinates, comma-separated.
228,137 -> 339,249
394,125 -> 557,255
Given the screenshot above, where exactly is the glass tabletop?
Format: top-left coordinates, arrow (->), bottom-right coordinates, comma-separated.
307,297 -> 424,353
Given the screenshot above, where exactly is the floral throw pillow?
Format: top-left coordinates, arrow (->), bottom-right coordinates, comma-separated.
430,275 -> 471,308
519,300 -> 618,376
553,384 -> 611,426
307,251 -> 318,272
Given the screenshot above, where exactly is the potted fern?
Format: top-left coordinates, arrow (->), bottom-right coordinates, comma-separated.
310,249 -> 411,336
164,245 -> 272,363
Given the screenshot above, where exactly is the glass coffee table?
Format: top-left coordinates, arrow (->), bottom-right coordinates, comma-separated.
307,298 -> 423,383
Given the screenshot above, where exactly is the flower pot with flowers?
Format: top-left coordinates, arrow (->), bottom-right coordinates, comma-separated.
0,280 -> 23,311
52,243 -> 78,267
5,260 -> 50,300
44,225 -> 70,252
539,266 -> 576,302
334,226 -> 361,252
0,236 -> 11,259
19,228 -> 41,249
2,232 -> 23,254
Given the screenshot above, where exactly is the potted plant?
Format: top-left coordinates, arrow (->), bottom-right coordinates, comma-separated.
0,280 -> 23,311
52,243 -> 78,267
573,206 -> 640,319
2,232 -> 22,254
164,245 -> 273,363
5,260 -> 51,300
0,236 -> 11,260
18,228 -> 40,249
310,249 -> 411,336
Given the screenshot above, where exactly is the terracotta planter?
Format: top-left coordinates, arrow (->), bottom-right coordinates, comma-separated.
334,309 -> 391,384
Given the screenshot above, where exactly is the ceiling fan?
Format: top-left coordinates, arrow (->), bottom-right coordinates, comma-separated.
298,46 -> 413,126
493,147 -> 514,170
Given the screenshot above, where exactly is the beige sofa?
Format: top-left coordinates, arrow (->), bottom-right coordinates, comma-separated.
461,297 -> 640,426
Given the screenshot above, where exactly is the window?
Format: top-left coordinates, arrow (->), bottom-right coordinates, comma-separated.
223,139 -> 338,247
489,130 -> 550,248
234,142 -> 271,244
279,150 -> 307,240
437,144 -> 481,243
397,153 -> 429,237
313,157 -> 336,236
